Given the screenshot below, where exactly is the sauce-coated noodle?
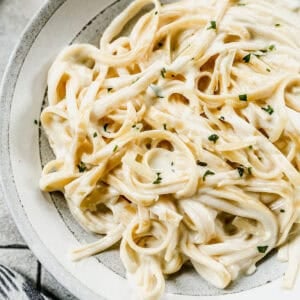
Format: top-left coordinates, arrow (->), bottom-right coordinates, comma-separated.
40,0 -> 300,298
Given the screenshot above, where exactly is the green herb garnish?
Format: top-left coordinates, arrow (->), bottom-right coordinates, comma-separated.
132,77 -> 139,84
163,123 -> 167,130
107,88 -> 113,92
239,94 -> 248,101
266,68 -> 271,72
261,105 -> 274,115
113,145 -> 118,152
269,44 -> 276,51
93,132 -> 97,138
161,68 -> 166,78
248,167 -> 252,175
280,209 -> 285,213
243,53 -> 251,63
34,119 -> 38,125
153,172 -> 162,184
207,21 -> 217,30
197,160 -> 208,167
77,161 -> 87,173
237,166 -> 244,177
203,170 -> 215,181
258,45 -> 275,54
275,23 -> 281,27
132,124 -> 140,130
208,134 -> 219,143
103,123 -> 109,132
219,116 -> 225,121
257,245 -> 268,253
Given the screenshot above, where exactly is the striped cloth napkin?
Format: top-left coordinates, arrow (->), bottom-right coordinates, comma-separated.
0,264 -> 49,300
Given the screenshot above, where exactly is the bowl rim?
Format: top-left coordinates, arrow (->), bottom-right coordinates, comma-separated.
0,1 -> 101,299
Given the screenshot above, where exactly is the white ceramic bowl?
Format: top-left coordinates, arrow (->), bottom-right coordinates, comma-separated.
0,1 -> 299,299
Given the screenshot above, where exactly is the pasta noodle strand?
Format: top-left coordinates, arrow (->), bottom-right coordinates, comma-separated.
40,0 -> 300,298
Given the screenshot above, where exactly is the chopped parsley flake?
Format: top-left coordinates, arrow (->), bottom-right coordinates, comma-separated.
261,105 -> 274,115
132,124 -> 140,130
77,161 -> 87,173
219,116 -> 225,121
280,209 -> 285,213
34,119 -> 38,125
107,87 -> 113,92
197,160 -> 208,167
93,132 -> 97,138
103,123 -> 109,132
243,53 -> 251,63
275,23 -> 281,27
239,94 -> 248,101
269,44 -> 276,51
154,11 -> 158,15
257,245 -> 268,253
237,166 -> 244,177
208,134 -> 219,143
132,77 -> 139,84
207,21 -> 217,30
163,123 -> 167,130
203,170 -> 215,181
171,161 -> 174,166
266,68 -> 271,72
161,68 -> 167,78
113,145 -> 118,152
248,167 -> 252,175
153,172 -> 162,184
249,145 -> 253,149
257,45 -> 276,55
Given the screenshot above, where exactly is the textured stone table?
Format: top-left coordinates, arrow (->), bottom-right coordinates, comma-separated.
0,1 -> 76,299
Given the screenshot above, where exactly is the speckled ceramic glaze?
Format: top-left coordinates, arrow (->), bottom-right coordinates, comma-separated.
0,1 -> 299,299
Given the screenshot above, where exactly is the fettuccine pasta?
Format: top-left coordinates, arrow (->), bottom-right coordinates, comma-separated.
40,0 -> 300,298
